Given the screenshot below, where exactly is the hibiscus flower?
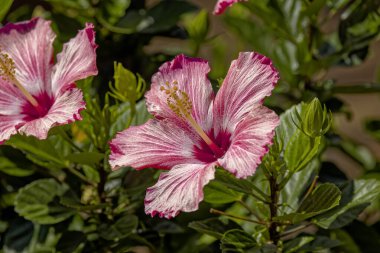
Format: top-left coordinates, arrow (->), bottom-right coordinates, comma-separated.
213,0 -> 247,15
0,18 -> 97,143
110,52 -> 279,218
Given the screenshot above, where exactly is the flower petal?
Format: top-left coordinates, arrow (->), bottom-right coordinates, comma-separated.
0,18 -> 55,95
146,54 -> 214,131
145,162 -> 216,219
213,52 -> 279,135
218,105 -> 279,178
213,0 -> 246,15
51,23 -> 98,94
17,87 -> 85,139
0,78 -> 28,143
109,119 -> 203,170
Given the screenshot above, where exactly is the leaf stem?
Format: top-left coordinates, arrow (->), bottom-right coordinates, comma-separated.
238,199 -> 264,222
210,208 -> 267,225
58,128 -> 83,152
280,223 -> 313,238
66,166 -> 96,186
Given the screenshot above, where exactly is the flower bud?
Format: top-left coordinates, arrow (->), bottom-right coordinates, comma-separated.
294,98 -> 332,138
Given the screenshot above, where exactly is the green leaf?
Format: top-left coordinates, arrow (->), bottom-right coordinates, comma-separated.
142,1 -> 197,33
331,229 -> 361,253
275,183 -> 341,224
15,179 -> 74,224
189,218 -> 241,239
204,180 -> 242,204
314,179 -> 380,229
0,0 -> 13,22
280,159 -> 319,214
100,215 -> 138,240
221,229 -> 257,253
215,169 -> 268,201
65,152 -> 104,166
7,135 -> 68,170
298,183 -> 341,212
283,236 -> 314,253
284,133 -> 321,172
4,219 -> 33,252
284,235 -> 340,252
0,157 -> 35,177
185,9 -> 209,43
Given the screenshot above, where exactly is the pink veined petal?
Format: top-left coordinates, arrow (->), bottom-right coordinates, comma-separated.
109,119 -> 203,170
213,52 -> 279,135
146,54 -> 214,131
213,0 -> 246,15
0,78 -> 28,143
51,23 -> 98,95
0,115 -> 24,144
0,18 -> 55,95
218,105 -> 279,179
145,162 -> 216,219
17,87 -> 85,139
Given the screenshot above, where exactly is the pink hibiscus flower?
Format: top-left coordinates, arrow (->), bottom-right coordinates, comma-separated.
0,18 -> 98,143
213,0 -> 247,15
109,52 -> 279,218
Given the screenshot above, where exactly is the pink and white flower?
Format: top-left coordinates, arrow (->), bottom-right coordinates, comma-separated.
213,0 -> 247,15
110,52 -> 279,218
0,18 -> 98,143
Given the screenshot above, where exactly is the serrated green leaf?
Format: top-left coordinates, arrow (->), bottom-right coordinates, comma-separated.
275,183 -> 341,224
221,229 -> 256,253
100,215 -> 138,240
15,179 -> 74,224
314,179 -> 380,229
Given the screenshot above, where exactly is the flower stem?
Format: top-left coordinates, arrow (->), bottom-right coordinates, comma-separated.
210,208 -> 267,225
268,174 -> 280,246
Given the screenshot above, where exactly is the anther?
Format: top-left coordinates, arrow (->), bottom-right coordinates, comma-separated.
0,47 -> 38,107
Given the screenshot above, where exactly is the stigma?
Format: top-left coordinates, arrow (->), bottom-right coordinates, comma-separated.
161,81 -> 224,157
0,47 -> 38,107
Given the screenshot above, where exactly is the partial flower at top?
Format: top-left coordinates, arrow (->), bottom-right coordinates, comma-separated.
213,0 -> 247,15
0,18 -> 98,143
109,52 -> 279,219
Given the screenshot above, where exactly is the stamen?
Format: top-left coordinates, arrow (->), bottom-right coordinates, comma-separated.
0,47 -> 38,107
161,81 -> 224,157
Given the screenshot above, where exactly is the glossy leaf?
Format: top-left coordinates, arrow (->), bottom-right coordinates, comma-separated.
315,179 -> 380,229
15,179 -> 74,224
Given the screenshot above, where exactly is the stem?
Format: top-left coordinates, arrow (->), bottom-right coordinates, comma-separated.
66,166 -> 96,186
269,174 -> 280,246
58,128 -> 83,152
210,208 -> 267,225
301,176 -> 318,203
238,199 -> 263,222
280,223 -> 313,238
